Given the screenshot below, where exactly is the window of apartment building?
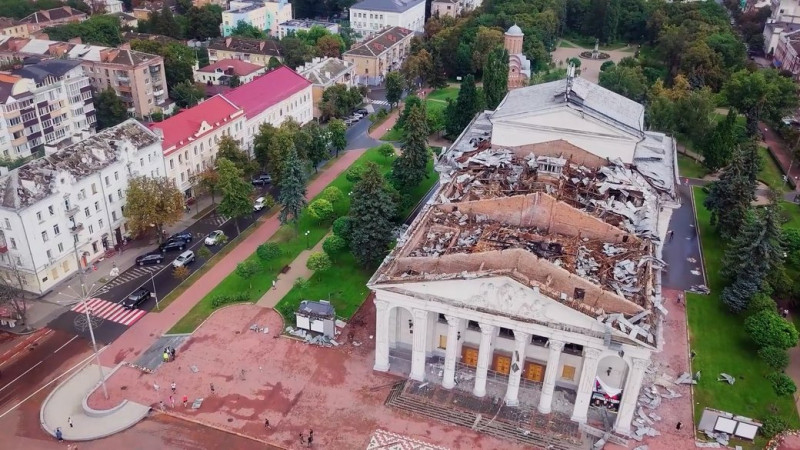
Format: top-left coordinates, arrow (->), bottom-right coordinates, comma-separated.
140,158 -> 144,167
62,260 -> 69,271
105,69 -> 109,76
561,365 -> 576,381
36,211 -> 42,221
180,173 -> 185,182
91,183 -> 97,194
112,211 -> 117,221
117,189 -> 122,199
169,159 -> 174,170
21,111 -> 35,122
531,334 -> 548,346
58,242 -> 63,253
104,176 -> 110,186
98,219 -> 103,229
48,205 -> 54,215
84,207 -> 90,217
46,249 -> 52,260
8,117 -> 20,126
41,231 -> 48,242
4,218 -> 10,229
194,146 -> 198,155
88,224 -> 94,234
178,154 -> 182,163
94,201 -> 100,212
15,256 -> 21,265
53,224 -> 60,235
114,171 -> 119,181
9,238 -> 15,249
108,193 -> 113,203
42,118 -> 52,128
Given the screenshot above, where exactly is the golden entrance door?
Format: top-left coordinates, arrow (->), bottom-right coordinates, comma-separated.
493,354 -> 511,375
462,346 -> 479,367
524,362 -> 546,382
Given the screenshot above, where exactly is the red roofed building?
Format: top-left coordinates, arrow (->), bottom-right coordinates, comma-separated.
193,58 -> 267,86
221,66 -> 313,151
149,95 -> 245,197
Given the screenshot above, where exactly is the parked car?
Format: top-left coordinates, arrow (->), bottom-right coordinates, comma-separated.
205,230 -> 224,245
253,197 -> 267,211
356,108 -> 368,115
344,118 -> 355,126
122,288 -> 151,309
172,250 -> 195,268
169,231 -> 193,243
159,239 -> 186,253
251,174 -> 272,186
136,252 -> 164,266
350,113 -> 363,121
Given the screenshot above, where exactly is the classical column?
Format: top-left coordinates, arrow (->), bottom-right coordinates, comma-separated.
473,323 -> 496,398
537,339 -> 565,414
504,331 -> 530,406
373,299 -> 391,372
614,357 -> 649,435
570,347 -> 602,423
409,308 -> 429,381
442,315 -> 462,389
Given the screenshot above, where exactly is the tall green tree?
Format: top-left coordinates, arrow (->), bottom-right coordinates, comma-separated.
95,88 -> 127,130
217,135 -> 254,176
170,81 -> 204,108
278,146 -> 308,228
348,162 -> 396,267
385,71 -> 405,109
483,47 -> 509,110
396,95 -> 422,130
704,142 -> 760,239
124,177 -> 184,242
392,104 -> 430,191
721,205 -> 785,312
328,119 -> 347,157
305,122 -> 330,172
598,64 -> 648,102
230,21 -> 267,39
130,40 -> 197,92
723,69 -> 799,136
185,5 -> 222,40
700,109 -> 742,172
445,74 -> 480,137
253,123 -> 277,171
216,158 -> 253,234
43,15 -> 122,46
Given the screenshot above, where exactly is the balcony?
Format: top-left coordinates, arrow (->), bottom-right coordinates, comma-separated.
149,65 -> 160,73
153,89 -> 165,97
0,243 -> 7,253
65,204 -> 79,215
117,74 -> 129,83
118,84 -> 132,93
69,223 -> 84,234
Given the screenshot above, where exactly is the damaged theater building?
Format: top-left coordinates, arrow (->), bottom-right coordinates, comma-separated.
368,74 -> 680,435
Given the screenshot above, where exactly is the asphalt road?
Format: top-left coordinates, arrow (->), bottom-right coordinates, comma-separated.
662,184 -> 707,292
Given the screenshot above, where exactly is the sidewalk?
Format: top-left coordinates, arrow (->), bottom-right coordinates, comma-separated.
760,121 -> 800,190
1,195 -> 217,334
255,237 -> 325,308
97,149 -> 366,368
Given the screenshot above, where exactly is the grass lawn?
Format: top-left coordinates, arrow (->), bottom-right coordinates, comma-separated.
381,127 -> 404,141
689,188 -> 800,447
781,200 -> 800,228
274,158 -> 438,321
426,87 -> 459,103
677,154 -> 707,179
758,147 -> 791,192
558,40 -> 577,48
381,90 -> 454,142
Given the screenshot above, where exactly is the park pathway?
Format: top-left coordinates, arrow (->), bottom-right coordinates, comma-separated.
256,238 -> 326,308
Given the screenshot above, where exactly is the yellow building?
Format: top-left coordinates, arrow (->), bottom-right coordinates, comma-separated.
207,36 -> 283,67
343,27 -> 413,86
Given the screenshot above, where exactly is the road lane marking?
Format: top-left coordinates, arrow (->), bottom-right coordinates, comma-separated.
53,335 -> 78,354
0,361 -> 42,394
0,350 -> 99,420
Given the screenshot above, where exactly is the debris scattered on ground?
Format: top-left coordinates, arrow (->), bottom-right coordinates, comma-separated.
189,365 -> 199,373
675,372 -> 697,385
689,284 -> 710,294
191,398 -> 203,409
249,324 -> 269,333
717,373 -> 735,385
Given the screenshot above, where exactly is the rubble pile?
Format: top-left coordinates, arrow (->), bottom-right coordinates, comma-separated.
624,362 -> 685,443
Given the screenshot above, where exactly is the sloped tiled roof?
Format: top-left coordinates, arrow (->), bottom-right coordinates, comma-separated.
149,96 -> 242,152
222,66 -> 311,119
207,37 -> 281,57
297,57 -> 353,86
344,27 -> 412,58
19,6 -> 86,25
197,58 -> 263,76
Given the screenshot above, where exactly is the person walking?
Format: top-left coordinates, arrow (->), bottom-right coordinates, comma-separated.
171,381 -> 176,394
159,401 -> 165,411
162,351 -> 169,363
182,395 -> 188,408
68,417 -> 73,428
264,418 -> 270,428
299,433 -> 305,445
210,383 -> 215,395
272,280 -> 276,290
153,382 -> 159,392
676,421 -> 683,431
667,230 -> 674,242
55,427 -> 63,441
307,434 -> 313,447
169,395 -> 175,408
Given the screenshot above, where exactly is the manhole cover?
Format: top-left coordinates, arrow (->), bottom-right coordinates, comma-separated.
227,418 -> 233,422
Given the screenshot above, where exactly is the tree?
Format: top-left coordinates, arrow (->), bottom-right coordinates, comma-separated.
598,65 -> 648,102
173,265 -> 190,282
348,162 -> 397,267
170,81 -> 204,108
427,107 -> 445,136
278,146 -> 308,228
0,261 -> 29,326
600,61 -> 616,72
130,40 -> 196,92
401,49 -> 433,88
231,21 -> 267,39
483,47 -> 509,110
700,109 -> 741,172
197,246 -> 212,260
378,143 -> 395,161
124,177 -> 184,242
385,71 -> 405,109
704,143 -> 759,239
185,5 -> 222,40
315,34 -> 344,57
216,158 -> 253,234
307,198 -> 336,223
445,75 -> 480,137
472,27 -> 505,74
228,74 -> 241,88
253,123 -> 277,171
280,36 -> 312,68
328,119 -> 347,157
647,76 -> 715,145
305,122 -> 329,172
320,186 -> 343,205
43,14 -> 122,46
392,104 -> 430,191
235,259 -> 261,289
264,125 -> 296,184
196,167 -> 220,204
724,69 -> 799,136
95,88 -> 127,130
397,96 -> 422,130
745,309 -> 799,349
256,242 -> 281,268
268,56 -> 283,70
306,252 -> 332,271
333,216 -> 353,242
319,84 -> 362,119
721,205 -> 785,312
217,135 -> 254,176
759,346 -> 790,371
322,235 -> 347,255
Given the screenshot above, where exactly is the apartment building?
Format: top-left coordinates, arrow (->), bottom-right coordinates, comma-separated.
0,18 -> 31,39
0,37 -> 168,118
343,27 -> 413,85
296,57 -> 354,118
207,36 -> 283,66
149,95 -> 246,197
431,0 -> 462,18
349,0 -> 426,36
0,120 -> 165,295
278,19 -> 339,39
774,29 -> 800,77
221,0 -> 293,38
0,59 -> 95,159
17,6 -> 87,35
194,58 -> 267,85
223,65 -> 313,151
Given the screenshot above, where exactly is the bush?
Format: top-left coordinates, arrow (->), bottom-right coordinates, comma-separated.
258,194 -> 276,210
276,301 -> 296,322
761,416 -> 788,438
197,246 -> 212,260
307,198 -> 336,223
256,242 -> 281,266
759,346 -> 790,371
767,372 -> 797,396
306,252 -> 332,271
744,309 -> 799,349
600,61 -> 615,72
323,235 -> 347,255
172,265 -> 190,281
210,292 -> 250,308
320,186 -> 343,205
293,277 -> 309,290
747,292 -> 777,315
332,216 -> 353,242
346,165 -> 365,183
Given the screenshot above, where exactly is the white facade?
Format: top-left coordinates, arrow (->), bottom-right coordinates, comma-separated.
0,120 -> 164,294
238,85 -> 313,151
349,0 -> 426,35
770,0 -> 800,24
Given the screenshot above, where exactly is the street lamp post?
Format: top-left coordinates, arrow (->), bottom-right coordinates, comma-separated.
69,241 -> 109,399
150,270 -> 160,311
305,230 -> 310,249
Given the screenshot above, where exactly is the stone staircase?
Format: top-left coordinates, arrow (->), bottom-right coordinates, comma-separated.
385,381 -> 583,450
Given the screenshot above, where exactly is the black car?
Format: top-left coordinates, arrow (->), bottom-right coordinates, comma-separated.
159,239 -> 186,253
136,252 -> 164,266
169,231 -> 193,243
122,288 -> 151,309
356,108 -> 368,115
251,174 -> 272,185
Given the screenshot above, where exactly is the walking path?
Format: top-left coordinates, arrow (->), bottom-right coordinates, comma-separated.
255,237 -> 325,308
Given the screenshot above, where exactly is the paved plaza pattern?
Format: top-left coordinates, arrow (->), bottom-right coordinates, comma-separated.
366,429 -> 449,450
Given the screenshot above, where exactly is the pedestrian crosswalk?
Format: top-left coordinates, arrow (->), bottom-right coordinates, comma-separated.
94,265 -> 162,296
202,214 -> 229,227
370,100 -> 390,107
71,297 -> 147,326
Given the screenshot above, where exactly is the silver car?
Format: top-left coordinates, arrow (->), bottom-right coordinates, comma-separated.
173,250 -> 195,268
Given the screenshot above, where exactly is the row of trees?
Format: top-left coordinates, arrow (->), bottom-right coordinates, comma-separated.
137,4 -> 223,41
0,0 -> 89,19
